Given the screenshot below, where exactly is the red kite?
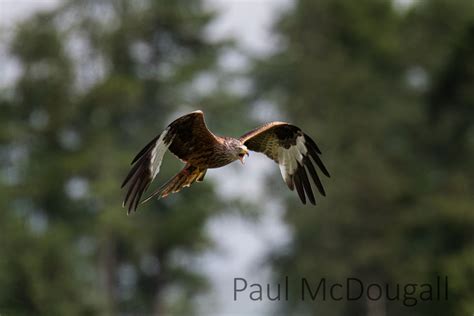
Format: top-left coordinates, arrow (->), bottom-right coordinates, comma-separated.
122,110 -> 329,213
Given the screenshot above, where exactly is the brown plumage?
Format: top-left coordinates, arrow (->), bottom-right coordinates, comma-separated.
121,110 -> 330,213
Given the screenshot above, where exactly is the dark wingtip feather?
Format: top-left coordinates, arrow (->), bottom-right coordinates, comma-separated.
122,134 -> 162,213
130,178 -> 149,214
297,164 -> 316,205
306,144 -> 330,178
304,134 -> 322,154
303,134 -> 330,178
304,156 -> 326,196
122,156 -> 152,214
316,157 -> 330,178
124,176 -> 141,212
121,159 -> 142,188
293,171 -> 306,205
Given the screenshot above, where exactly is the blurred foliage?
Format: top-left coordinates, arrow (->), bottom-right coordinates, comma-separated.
254,0 -> 474,315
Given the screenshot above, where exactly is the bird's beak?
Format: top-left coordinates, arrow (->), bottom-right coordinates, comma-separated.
239,150 -> 249,165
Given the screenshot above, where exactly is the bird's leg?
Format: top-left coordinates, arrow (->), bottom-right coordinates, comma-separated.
197,169 -> 207,182
182,164 -> 195,176
170,165 -> 197,192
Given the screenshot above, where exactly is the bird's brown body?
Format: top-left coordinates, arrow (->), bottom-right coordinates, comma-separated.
184,138 -> 238,169
122,110 -> 330,213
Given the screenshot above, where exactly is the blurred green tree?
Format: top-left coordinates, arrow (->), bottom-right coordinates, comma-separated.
0,1 -> 230,315
253,0 -> 474,315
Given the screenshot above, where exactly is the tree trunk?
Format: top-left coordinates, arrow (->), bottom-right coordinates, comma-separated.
366,285 -> 386,316
99,235 -> 117,316
152,252 -> 165,316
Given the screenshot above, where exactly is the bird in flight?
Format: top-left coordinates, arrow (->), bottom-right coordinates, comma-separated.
121,110 -> 330,213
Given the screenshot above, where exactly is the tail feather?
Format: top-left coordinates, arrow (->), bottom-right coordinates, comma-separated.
141,166 -> 206,204
197,169 -> 207,182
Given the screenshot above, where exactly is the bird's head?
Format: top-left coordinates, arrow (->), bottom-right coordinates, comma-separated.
236,144 -> 249,164
226,139 -> 249,164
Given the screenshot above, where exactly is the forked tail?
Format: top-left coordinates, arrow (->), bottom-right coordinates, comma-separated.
141,165 -> 206,204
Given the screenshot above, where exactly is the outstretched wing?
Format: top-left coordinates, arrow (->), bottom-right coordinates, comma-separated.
240,122 -> 330,205
121,110 -> 218,213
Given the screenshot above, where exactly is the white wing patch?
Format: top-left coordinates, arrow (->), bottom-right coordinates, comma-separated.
150,127 -> 173,179
277,134 -> 307,189
278,147 -> 291,185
